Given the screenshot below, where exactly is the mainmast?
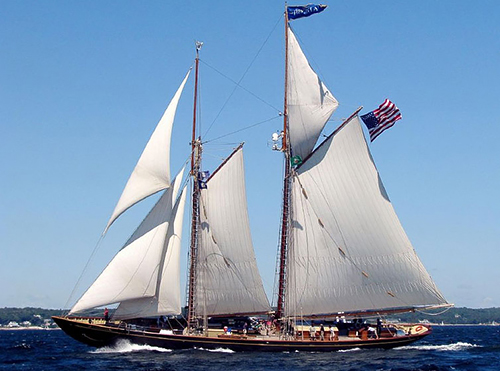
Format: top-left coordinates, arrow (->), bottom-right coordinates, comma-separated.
187,41 -> 203,331
276,7 -> 291,320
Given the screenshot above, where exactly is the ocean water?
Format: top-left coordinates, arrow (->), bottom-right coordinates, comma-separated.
1,326 -> 499,370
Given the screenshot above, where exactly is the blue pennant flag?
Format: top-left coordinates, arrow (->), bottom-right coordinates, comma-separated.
198,170 -> 210,189
287,4 -> 327,20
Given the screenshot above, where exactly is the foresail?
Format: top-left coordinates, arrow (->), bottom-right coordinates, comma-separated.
70,170 -> 185,315
113,185 -> 187,320
286,116 -> 448,317
105,70 -> 191,232
195,147 -> 271,316
287,26 -> 338,161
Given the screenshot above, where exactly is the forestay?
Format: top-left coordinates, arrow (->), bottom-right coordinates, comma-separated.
70,171 -> 186,315
105,70 -> 191,232
287,26 -> 338,161
285,116 -> 448,317
195,148 -> 271,316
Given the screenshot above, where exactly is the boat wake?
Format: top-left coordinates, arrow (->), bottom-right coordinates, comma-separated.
337,347 -> 362,353
195,347 -> 235,353
396,342 -> 480,352
91,339 -> 172,354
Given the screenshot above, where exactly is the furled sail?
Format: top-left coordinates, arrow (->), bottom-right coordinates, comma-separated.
195,147 -> 271,316
105,70 -> 191,232
285,116 -> 448,317
70,170 -> 185,315
287,26 -> 338,161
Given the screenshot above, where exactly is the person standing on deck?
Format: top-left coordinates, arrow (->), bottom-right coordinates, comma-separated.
104,308 -> 109,324
329,325 -> 336,341
243,322 -> 248,335
309,324 -> 316,341
319,324 -> 325,341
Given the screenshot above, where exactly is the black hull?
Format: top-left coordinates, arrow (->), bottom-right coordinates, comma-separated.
53,316 -> 431,352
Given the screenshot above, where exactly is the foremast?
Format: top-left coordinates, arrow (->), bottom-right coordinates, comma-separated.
185,39 -> 271,330
187,41 -> 203,331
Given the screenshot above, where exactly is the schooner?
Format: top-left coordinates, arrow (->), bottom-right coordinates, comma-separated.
53,4 -> 451,351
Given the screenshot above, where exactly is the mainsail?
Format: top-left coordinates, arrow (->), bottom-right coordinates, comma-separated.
105,70 -> 191,232
287,26 -> 338,161
70,171 -> 186,315
285,115 -> 448,317
195,146 -> 271,316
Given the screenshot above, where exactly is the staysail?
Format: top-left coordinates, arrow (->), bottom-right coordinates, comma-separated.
113,185 -> 187,319
70,171 -> 185,315
285,116 -> 448,317
105,70 -> 191,232
195,146 -> 271,316
287,26 -> 338,161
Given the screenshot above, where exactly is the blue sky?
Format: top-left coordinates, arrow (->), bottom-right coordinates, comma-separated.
1,1 -> 499,310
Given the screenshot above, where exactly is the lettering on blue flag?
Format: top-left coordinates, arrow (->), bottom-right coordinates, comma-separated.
287,4 -> 327,20
198,171 -> 210,189
361,99 -> 402,141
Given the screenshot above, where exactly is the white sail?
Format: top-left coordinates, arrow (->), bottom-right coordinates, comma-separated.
287,26 -> 338,161
285,116 -> 448,317
105,70 -> 191,232
195,147 -> 271,316
70,171 -> 185,315
113,185 -> 187,319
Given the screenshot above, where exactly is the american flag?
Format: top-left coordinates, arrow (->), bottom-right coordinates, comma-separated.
360,99 -> 402,141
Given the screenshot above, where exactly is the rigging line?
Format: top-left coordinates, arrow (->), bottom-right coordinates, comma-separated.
200,14 -> 284,139
324,103 -> 365,124
184,179 -> 193,310
201,152 -> 231,162
202,142 -> 241,146
271,154 -> 287,309
204,115 -> 281,144
415,306 -> 453,316
64,234 -> 104,313
200,60 -> 282,121
199,61 -> 281,136
175,157 -> 192,191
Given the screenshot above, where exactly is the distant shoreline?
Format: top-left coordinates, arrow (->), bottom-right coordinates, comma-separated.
0,327 -> 61,331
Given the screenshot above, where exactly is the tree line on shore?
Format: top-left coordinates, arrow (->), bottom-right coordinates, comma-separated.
386,307 -> 500,325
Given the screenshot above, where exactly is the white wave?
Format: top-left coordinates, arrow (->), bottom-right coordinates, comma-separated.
195,347 -> 235,353
396,342 -> 480,352
91,339 -> 172,353
337,347 -> 361,353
